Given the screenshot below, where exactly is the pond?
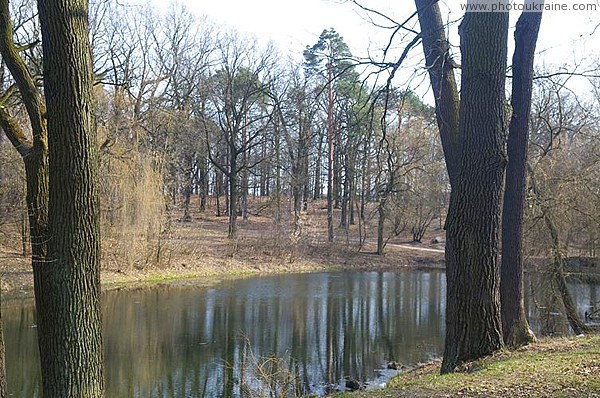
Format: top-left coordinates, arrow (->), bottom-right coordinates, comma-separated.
3,271 -> 599,397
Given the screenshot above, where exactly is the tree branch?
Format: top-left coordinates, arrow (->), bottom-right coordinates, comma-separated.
0,105 -> 32,157
0,0 -> 46,145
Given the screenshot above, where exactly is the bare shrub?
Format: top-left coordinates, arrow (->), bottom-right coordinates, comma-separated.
233,336 -> 304,398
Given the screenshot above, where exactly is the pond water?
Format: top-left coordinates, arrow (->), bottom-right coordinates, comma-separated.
3,271 -> 599,397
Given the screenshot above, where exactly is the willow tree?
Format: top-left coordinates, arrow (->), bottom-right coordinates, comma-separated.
36,0 -> 104,396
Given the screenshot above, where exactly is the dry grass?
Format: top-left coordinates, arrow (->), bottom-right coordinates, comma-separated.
1,194 -> 446,296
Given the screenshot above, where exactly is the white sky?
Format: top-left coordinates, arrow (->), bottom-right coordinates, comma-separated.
138,0 -> 600,93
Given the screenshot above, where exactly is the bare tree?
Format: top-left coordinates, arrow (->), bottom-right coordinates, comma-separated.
206,33 -> 275,238
526,81 -> 598,335
271,64 -> 316,233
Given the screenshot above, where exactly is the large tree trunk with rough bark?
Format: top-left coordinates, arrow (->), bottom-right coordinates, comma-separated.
441,11 -> 509,374
500,9 -> 542,349
414,0 -> 460,189
37,0 -> 104,396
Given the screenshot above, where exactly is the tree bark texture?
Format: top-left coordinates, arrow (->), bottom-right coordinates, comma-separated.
37,0 -> 104,396
441,11 -> 509,373
500,9 -> 542,348
414,0 -> 460,189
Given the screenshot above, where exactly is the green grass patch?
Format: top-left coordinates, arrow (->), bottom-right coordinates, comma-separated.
337,335 -> 600,397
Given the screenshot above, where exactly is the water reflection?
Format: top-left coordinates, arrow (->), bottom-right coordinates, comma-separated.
3,271 -> 597,397
525,273 -> 600,335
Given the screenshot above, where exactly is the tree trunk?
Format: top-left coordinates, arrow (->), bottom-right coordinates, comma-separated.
414,0 -> 460,188
198,160 -> 208,213
241,168 -> 248,222
215,166 -> 223,216
300,127 -> 310,213
228,157 -> 238,239
20,207 -> 28,257
326,63 -> 335,242
241,108 -> 249,221
552,255 -> 590,335
339,171 -> 349,229
501,9 -> 542,349
333,137 -> 341,210
0,3 -> 50,396
349,189 -> 355,225
314,133 -> 323,200
377,198 -> 386,255
274,126 -> 282,228
182,184 -> 192,221
441,11 -> 508,373
37,1 -> 104,395
182,155 -> 193,222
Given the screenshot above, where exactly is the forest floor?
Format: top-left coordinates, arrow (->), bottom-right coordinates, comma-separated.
336,334 -> 600,398
0,197 -> 446,298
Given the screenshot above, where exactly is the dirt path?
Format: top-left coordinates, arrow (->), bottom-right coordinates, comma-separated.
385,243 -> 445,254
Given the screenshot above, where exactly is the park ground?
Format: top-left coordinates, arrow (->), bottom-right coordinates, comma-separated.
1,197 -> 599,397
0,197 -> 446,297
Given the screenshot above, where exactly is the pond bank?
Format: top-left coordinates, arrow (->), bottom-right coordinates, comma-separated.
1,237 -> 446,300
335,334 -> 600,397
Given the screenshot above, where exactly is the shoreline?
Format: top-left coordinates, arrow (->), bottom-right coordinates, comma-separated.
4,247 -> 598,302
1,245 -> 446,301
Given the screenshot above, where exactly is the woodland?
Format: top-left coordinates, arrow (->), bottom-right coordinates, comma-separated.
0,0 -> 598,397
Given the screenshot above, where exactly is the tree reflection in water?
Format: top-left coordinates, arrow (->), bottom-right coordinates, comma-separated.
4,271 -> 596,397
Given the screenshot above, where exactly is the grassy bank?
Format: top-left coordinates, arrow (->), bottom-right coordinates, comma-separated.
336,334 -> 600,397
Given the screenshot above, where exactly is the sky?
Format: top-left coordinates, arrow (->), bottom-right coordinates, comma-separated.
138,0 -> 600,94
